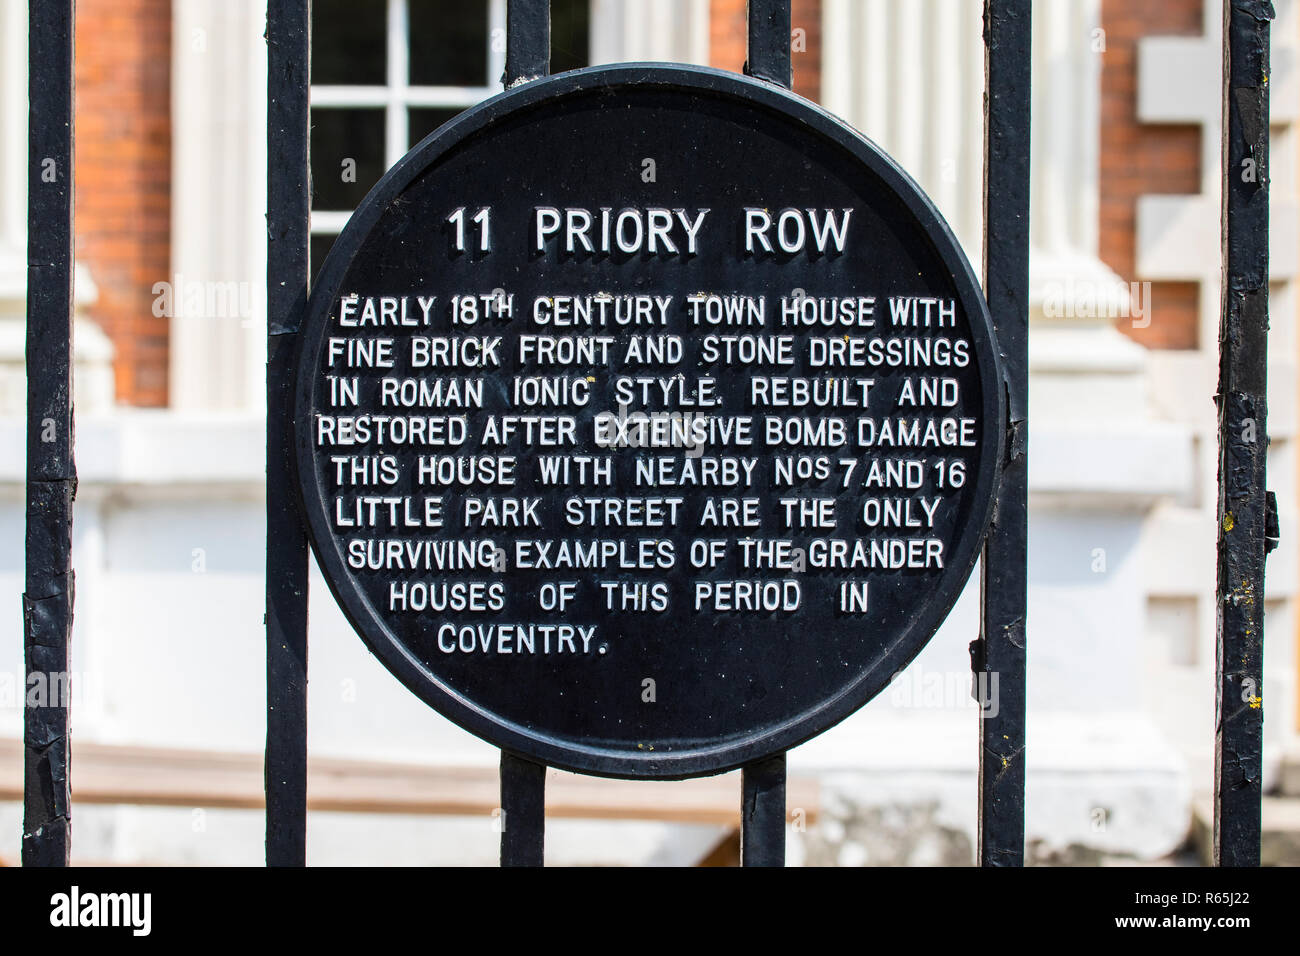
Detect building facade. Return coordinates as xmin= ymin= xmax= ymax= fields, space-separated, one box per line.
xmin=0 ymin=0 xmax=1295 ymax=864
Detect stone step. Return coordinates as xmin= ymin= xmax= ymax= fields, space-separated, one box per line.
xmin=1191 ymin=793 xmax=1300 ymax=865
xmin=1281 ymin=747 xmax=1300 ymax=797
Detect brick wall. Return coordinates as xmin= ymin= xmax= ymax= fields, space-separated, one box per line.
xmin=74 ymin=0 xmax=172 ymax=406
xmin=711 ymin=0 xmax=822 ymax=102
xmin=1100 ymin=0 xmax=1204 ymax=350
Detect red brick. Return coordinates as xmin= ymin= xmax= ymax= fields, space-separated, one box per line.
xmin=1100 ymin=0 xmax=1204 ymax=350
xmin=74 ymin=0 xmax=172 ymax=406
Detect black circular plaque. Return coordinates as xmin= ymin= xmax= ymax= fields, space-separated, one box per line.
xmin=294 ymin=64 xmax=1004 ymax=778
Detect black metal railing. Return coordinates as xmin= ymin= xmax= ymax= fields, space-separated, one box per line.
xmin=18 ymin=0 xmax=1271 ymax=870
xmin=22 ymin=0 xmax=75 ymax=868
xmin=1216 ymin=0 xmax=1274 ymax=868
xmin=264 ymin=0 xmax=313 ymax=869
xmin=976 ymin=0 xmax=1031 ymax=867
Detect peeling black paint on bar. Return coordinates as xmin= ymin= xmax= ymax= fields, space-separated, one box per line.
xmin=1215 ymin=0 xmax=1274 ymax=869
xmin=505 ymin=0 xmax=550 ymax=87
xmin=500 ymin=752 xmax=546 ymax=867
xmin=265 ymin=0 xmax=312 ymax=867
xmin=746 ymin=0 xmax=792 ymax=90
xmin=976 ymin=0 xmax=1030 ymax=867
xmin=741 ymin=753 xmax=786 ymax=867
xmin=24 ymin=0 xmax=76 ymax=869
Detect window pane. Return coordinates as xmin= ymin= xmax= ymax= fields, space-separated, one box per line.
xmin=313 ymin=0 xmax=387 ymax=85
xmin=551 ymin=0 xmax=590 ymax=74
xmin=311 ymin=234 xmax=338 ymax=284
xmin=409 ymin=107 xmax=462 ymax=146
xmin=311 ymin=108 xmax=386 ymax=211
xmin=409 ymin=0 xmax=490 ymax=86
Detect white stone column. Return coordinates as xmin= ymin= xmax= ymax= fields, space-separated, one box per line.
xmin=168 ymin=0 xmax=268 ymax=413
xmin=590 ymin=0 xmax=710 ymax=66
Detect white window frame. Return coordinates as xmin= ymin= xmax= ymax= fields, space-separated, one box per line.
xmin=167 ymin=0 xmax=710 ymax=413
xmin=309 ymin=0 xmax=507 ymax=237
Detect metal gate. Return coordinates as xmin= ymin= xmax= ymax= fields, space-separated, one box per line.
xmin=20 ymin=0 xmax=1272 ymax=867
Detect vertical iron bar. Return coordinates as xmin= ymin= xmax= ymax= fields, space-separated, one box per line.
xmin=746 ymin=0 xmax=792 ymax=89
xmin=499 ymin=0 xmax=550 ymax=867
xmin=265 ymin=0 xmax=312 ymax=867
xmin=505 ymin=0 xmax=550 ymax=86
xmin=740 ymin=753 xmax=786 ymax=867
xmin=976 ymin=0 xmax=1030 ymax=867
xmin=500 ymin=752 xmax=546 ymax=866
xmin=745 ymin=0 xmax=791 ymax=869
xmin=1215 ymin=0 xmax=1273 ymax=868
xmin=23 ymin=0 xmax=75 ymax=868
